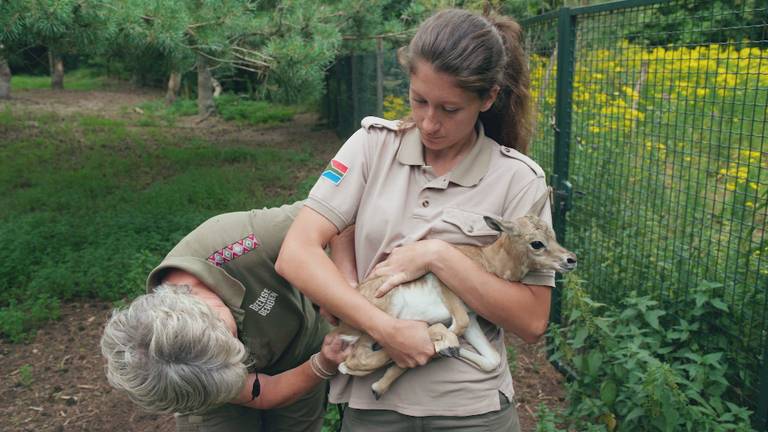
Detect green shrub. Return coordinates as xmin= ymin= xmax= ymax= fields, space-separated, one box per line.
xmin=322 ymin=404 xmax=342 ymax=432
xmin=215 ymin=94 xmax=296 ymax=125
xmin=545 ymin=275 xmax=754 ymax=431
xmin=0 ymin=296 xmax=60 ymax=343
xmin=18 ymin=364 xmax=33 ymax=387
xmin=135 ymin=99 xmax=198 ymax=126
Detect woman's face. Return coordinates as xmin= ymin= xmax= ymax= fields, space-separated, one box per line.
xmin=409 ymin=60 xmax=496 ymax=154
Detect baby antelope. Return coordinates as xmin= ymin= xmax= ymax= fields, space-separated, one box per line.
xmin=334 ymin=189 xmax=578 ymax=399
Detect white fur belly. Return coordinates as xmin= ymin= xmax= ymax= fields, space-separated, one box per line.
xmin=388 ymin=273 xmax=451 ymax=324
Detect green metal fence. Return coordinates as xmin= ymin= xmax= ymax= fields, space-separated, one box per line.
xmin=521 ymin=0 xmax=768 ymax=428
xmin=323 ymin=44 xmax=408 ymax=138
xmin=324 ymin=0 xmax=767 ymax=426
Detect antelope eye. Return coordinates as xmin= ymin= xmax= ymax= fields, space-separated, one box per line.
xmin=530 ymin=241 xmax=545 ymax=250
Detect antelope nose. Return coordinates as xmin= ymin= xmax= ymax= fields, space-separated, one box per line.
xmin=562 ymin=256 xmax=577 ymax=270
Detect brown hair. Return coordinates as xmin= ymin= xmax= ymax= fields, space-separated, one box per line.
xmin=398 ymin=9 xmax=533 ymax=154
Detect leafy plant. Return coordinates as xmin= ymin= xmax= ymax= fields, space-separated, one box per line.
xmin=18 ymin=364 xmax=33 ymax=387
xmin=322 ymin=403 xmax=342 ymax=432
xmin=546 ymin=275 xmax=754 ymax=431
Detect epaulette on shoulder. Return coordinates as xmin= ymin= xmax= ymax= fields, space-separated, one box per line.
xmin=361 ymin=116 xmax=401 ymax=131
xmin=499 ymin=146 xmax=545 ymax=177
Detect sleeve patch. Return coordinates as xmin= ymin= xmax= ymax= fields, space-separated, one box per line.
xmin=207 ymin=234 xmax=260 ymax=267
xmin=321 ymin=159 xmax=349 ymax=185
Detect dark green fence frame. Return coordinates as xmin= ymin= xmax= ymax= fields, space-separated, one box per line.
xmin=522 ymin=0 xmax=767 ymax=428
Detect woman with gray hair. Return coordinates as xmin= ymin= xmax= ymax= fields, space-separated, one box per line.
xmin=101 ymin=201 xmax=354 ymax=431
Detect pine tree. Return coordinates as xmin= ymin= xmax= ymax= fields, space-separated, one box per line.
xmin=0 ymin=0 xmax=26 ymax=98
xmin=7 ymin=0 xmax=107 ymax=90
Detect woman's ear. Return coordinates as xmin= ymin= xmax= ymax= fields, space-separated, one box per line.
xmin=481 ymin=85 xmax=501 ymax=112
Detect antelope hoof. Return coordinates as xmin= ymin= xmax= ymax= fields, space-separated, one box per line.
xmin=438 ymin=346 xmax=460 ymax=358
xmin=371 ymin=381 xmax=389 ymax=399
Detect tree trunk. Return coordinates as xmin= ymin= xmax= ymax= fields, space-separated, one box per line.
xmin=196 ymin=54 xmax=215 ymax=116
xmin=165 ymin=71 xmax=181 ymax=105
xmin=211 ymin=77 xmax=222 ymax=98
xmin=0 ymin=55 xmax=11 ymax=100
xmin=49 ymin=50 xmax=64 ymax=90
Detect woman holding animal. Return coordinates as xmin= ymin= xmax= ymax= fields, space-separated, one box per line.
xmin=277 ymin=8 xmax=557 ymax=431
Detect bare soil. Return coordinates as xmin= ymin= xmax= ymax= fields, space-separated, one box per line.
xmin=0 ymin=89 xmax=566 ymax=431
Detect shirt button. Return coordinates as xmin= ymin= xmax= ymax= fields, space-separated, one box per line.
xmin=502 ymin=147 xmax=511 ymax=153
xmin=467 ymin=226 xmax=474 ymax=233
xmin=422 ymin=200 xmax=430 ymax=208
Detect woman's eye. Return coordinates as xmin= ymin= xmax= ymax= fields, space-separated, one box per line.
xmin=413 ymin=99 xmax=426 ymax=105
xmin=443 ymin=107 xmax=459 ymax=113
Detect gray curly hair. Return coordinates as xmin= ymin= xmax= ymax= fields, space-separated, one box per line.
xmin=100 ymin=284 xmax=248 ymax=414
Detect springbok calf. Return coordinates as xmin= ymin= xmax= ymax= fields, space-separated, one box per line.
xmin=334 ymin=189 xmax=577 ymax=399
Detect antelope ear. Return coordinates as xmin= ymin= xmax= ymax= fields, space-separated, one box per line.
xmin=483 ymin=216 xmax=504 ymax=232
xmin=527 ymin=187 xmax=552 ymax=217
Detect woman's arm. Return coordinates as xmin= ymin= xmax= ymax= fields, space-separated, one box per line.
xmin=371 ymin=239 xmax=551 ymax=343
xmin=234 ymin=334 xmax=348 ymax=409
xmin=321 ymin=224 xmax=358 ymax=325
xmin=275 ymin=207 xmax=435 ymax=368
xmin=329 ymin=224 xmax=358 ymax=288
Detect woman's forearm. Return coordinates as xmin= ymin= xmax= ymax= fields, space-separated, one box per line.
xmin=275 ymin=208 xmax=393 ymax=339
xmin=234 ymin=356 xmax=333 ymax=410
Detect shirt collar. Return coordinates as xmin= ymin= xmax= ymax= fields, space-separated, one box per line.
xmin=396 ymin=122 xmax=494 ymax=187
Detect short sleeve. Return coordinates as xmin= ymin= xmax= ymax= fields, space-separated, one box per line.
xmin=306 ymin=128 xmax=370 ymax=232
xmin=504 ymin=176 xmax=557 ymax=287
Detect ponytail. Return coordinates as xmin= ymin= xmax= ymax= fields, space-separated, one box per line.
xmin=480 ymin=16 xmax=533 ymax=154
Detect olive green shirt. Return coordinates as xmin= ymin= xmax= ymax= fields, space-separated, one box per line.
xmin=147 ymin=202 xmax=328 ymax=375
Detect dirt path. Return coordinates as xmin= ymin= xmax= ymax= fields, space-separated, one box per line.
xmin=0 ymin=301 xmax=565 ymax=432
xmin=0 ymin=89 xmax=566 ymax=431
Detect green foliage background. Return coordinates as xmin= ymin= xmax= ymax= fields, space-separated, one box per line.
xmin=0 ymin=103 xmax=323 ymax=342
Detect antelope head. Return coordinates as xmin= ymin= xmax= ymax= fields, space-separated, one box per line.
xmin=483 ymin=189 xmax=577 ymax=277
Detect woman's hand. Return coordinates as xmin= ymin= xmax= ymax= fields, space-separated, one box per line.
xmin=374 ymin=317 xmax=435 ymax=368
xmin=370 ymin=239 xmax=446 ymax=298
xmin=317 ymin=333 xmax=352 ymax=372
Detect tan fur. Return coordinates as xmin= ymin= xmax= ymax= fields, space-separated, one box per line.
xmin=334 ymin=191 xmax=577 ymax=398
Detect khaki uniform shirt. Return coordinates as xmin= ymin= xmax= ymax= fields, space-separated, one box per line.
xmin=306 ymin=117 xmax=555 ymax=417
xmin=146 ymin=202 xmax=328 ymax=376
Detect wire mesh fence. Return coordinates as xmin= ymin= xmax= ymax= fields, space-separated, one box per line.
xmin=523 ymin=0 xmax=767 ymax=427
xmin=324 ymin=0 xmax=767 ymax=426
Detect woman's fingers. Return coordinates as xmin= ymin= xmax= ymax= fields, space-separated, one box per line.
xmin=374 ymin=273 xmax=409 ymax=298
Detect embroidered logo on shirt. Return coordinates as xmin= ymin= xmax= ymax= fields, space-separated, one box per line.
xmin=249 ymin=288 xmax=278 ymax=316
xmin=207 ymin=234 xmax=260 ymax=267
xmin=321 ymin=159 xmax=349 ymax=185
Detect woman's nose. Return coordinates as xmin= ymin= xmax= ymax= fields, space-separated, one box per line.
xmin=422 ymin=111 xmax=440 ymax=134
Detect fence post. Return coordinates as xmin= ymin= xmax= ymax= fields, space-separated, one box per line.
xmin=549 ymin=6 xmax=576 ymax=326
xmin=756 ymin=340 xmax=768 ymax=430
xmin=376 ymin=36 xmax=384 ymax=118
